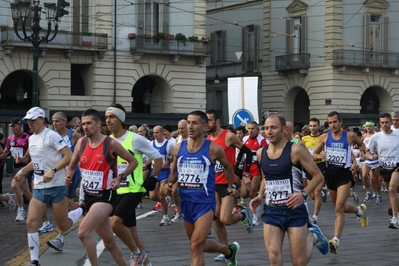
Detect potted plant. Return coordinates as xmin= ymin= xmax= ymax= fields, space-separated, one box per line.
xmin=153 ymin=32 xmax=166 ymax=42
xmin=201 ymin=37 xmax=209 ymax=43
xmin=175 ymin=33 xmax=187 ymax=45
xmin=166 ymin=34 xmax=174 ymax=40
xmin=188 ymin=35 xmax=199 ymax=43
xmin=141 ymin=34 xmax=151 ymax=39
xmin=128 ymin=33 xmax=136 ymax=39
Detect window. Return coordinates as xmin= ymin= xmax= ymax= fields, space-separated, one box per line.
xmin=145 ymin=1 xmax=160 ymax=36
xmin=286 ymin=15 xmax=307 ymax=54
xmin=364 ymin=13 xmax=388 ymax=65
xmin=211 ymin=30 xmax=226 ymax=65
xmin=242 ymin=25 xmax=259 ymax=73
xmin=72 ymin=0 xmax=89 ymax=46
xmin=71 ymin=64 xmax=92 ymax=96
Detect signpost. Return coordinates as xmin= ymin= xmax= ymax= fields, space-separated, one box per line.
xmin=232 ymin=109 xmax=253 ymax=127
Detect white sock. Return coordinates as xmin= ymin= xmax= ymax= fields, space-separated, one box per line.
xmin=357 ymin=207 xmax=363 ymax=216
xmin=132 ymin=248 xmax=141 ymax=255
xmin=312 ymin=215 xmax=318 ymax=221
xmin=68 ymin=207 xmax=83 ymax=224
xmin=163 ymin=214 xmax=169 ymax=219
xmin=18 ymin=207 xmax=24 ymax=211
xmin=333 ymin=236 xmax=340 ymax=244
xmin=28 ymin=232 xmax=40 ymax=261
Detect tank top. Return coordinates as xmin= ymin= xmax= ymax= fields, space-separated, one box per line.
xmin=177 ymin=140 xmax=215 ymax=203
xmin=261 ymin=142 xmax=303 ymax=207
xmin=325 ymin=131 xmax=352 ymax=169
xmin=302 ymin=134 xmax=324 ymax=163
xmin=207 ymin=130 xmax=236 ymax=184
xmin=79 ymin=137 xmax=117 ymax=196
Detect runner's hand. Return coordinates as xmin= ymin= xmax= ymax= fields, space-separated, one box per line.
xmin=286 ymin=192 xmax=304 ymax=209
xmin=41 ymin=169 xmax=55 ymax=183
xmin=65 ymin=175 xmax=72 ymax=186
xmin=14 ymin=169 xmax=25 ymax=181
xmin=243 ymin=176 xmax=253 ymax=191
xmin=110 ymin=178 xmax=120 ymax=190
xmin=249 ymin=196 xmax=262 ymax=213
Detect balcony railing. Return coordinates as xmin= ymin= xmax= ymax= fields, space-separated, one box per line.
xmin=130 ymin=37 xmax=211 ymax=57
xmin=332 ymin=49 xmax=399 ymax=69
xmin=0 ymin=27 xmax=107 ymax=51
xmin=275 ymin=53 xmax=310 ymax=71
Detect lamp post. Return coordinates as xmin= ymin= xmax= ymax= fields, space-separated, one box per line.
xmin=10 ymin=1 xmax=59 ymax=107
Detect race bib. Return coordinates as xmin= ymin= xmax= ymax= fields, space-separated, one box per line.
xmin=214 ymin=160 xmax=224 ymax=174
xmin=379 ymin=156 xmax=397 ymax=170
xmin=178 ymin=163 xmax=206 ymax=190
xmin=31 ymin=154 xmax=44 ymax=176
xmin=326 ymin=147 xmax=347 ymax=168
xmin=265 ymin=178 xmax=292 ymax=206
xmin=117 ymin=164 xmax=129 ymax=187
xmin=10 ymin=147 xmax=23 ymax=158
xmin=308 ymin=148 xmax=314 ymax=156
xmin=81 ymin=169 xmax=104 ymax=196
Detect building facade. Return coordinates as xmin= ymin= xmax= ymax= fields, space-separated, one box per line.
xmin=263 ymin=0 xmax=399 ymax=126
xmin=0 ymin=0 xmax=209 ymax=135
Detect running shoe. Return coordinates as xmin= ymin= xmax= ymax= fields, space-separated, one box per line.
xmin=129 ymin=249 xmax=147 ymax=266
xmin=153 ymin=202 xmax=161 ymax=211
xmin=353 ymin=191 xmax=359 ymax=205
xmin=226 ymin=242 xmax=240 ymax=266
xmin=159 ymin=216 xmax=171 ymax=226
xmin=15 ymin=209 xmax=26 ymax=221
xmin=240 ymin=208 xmax=253 ymax=233
xmin=389 ymin=217 xmax=399 ymax=229
xmin=328 ymin=239 xmax=339 ymax=254
xmin=308 ymin=224 xmax=329 ymax=255
xmin=375 ymin=195 xmax=382 ymax=205
xmin=29 ymin=260 xmax=40 ymax=266
xmin=358 ymin=204 xmax=369 ymax=227
xmin=321 ymin=188 xmax=327 ymax=203
xmin=252 ymin=205 xmax=261 ymax=226
xmin=4 ymin=193 xmax=16 ymax=211
xmin=47 ymin=236 xmax=64 ymax=252
xmin=370 ymin=193 xmax=377 ymax=200
xmin=312 ymin=218 xmax=317 ymax=225
xmin=237 ymin=200 xmax=246 ymax=209
xmin=38 ymin=222 xmax=53 ymax=233
xmin=214 ymin=253 xmax=225 ymax=262
xmin=136 ymin=203 xmax=143 ymax=209
xmin=363 ymin=192 xmax=371 ymax=203
xmin=171 ymin=212 xmax=182 ymax=222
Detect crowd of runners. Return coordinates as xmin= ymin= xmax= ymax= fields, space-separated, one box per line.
xmin=1 ymin=106 xmax=399 ymax=266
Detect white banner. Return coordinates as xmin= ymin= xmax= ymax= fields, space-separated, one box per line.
xmin=228 ymin=77 xmax=259 ymax=125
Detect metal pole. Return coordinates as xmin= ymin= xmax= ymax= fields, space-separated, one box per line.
xmin=31 ymin=5 xmax=42 ymax=107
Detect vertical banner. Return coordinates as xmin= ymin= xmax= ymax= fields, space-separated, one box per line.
xmin=228 ymin=77 xmax=259 ymax=125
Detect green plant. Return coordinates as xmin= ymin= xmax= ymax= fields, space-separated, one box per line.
xmin=152 ymin=32 xmax=166 ymax=42
xmin=175 ymin=33 xmax=187 ymax=44
xmin=188 ymin=35 xmax=199 ymax=42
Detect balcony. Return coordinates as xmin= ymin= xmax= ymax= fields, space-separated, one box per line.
xmin=1 ymin=27 xmax=108 ymax=59
xmin=130 ymin=36 xmax=211 ymax=64
xmin=332 ymin=49 xmax=399 ymax=73
xmin=275 ymin=53 xmax=310 ymax=75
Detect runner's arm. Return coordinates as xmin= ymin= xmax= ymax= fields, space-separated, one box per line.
xmin=312 ymin=133 xmax=327 ymax=161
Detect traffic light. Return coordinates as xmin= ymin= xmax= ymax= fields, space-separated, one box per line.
xmin=56 ymin=0 xmax=70 ymax=19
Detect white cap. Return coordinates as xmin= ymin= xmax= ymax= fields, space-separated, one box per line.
xmin=23 ymin=107 xmax=45 ymax=120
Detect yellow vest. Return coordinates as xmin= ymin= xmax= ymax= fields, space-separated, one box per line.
xmin=111 ymin=131 xmax=145 ymax=194
xmin=302 ymin=134 xmax=324 ymax=163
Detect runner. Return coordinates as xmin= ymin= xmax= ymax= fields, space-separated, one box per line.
xmin=105 ymin=104 xmax=162 ymax=266
xmin=163 ymin=110 xmax=240 ymax=266
xmin=249 ymin=115 xmax=329 ymax=265
xmin=366 ymin=113 xmax=399 ymax=228
xmin=65 ymin=108 xmax=138 ymax=266
xmin=312 ymin=111 xmax=369 ymax=254
xmin=391 ymin=110 xmax=399 ymax=131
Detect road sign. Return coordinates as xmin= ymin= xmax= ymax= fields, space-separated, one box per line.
xmin=233 ymin=109 xmax=253 ymax=127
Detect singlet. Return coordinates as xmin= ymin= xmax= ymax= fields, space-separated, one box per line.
xmin=207 ymin=130 xmax=236 ymax=184
xmin=79 ymin=137 xmax=117 ymax=196
xmin=302 ymin=134 xmax=324 ymax=163
xmin=368 ymin=130 xmax=399 ymax=170
xmin=325 ymin=131 xmax=352 ymax=169
xmin=242 ymin=134 xmax=266 ymax=173
xmin=5 ymin=132 xmax=30 ymax=168
xmin=111 ymin=131 xmax=145 ymax=194
xmin=177 ymin=140 xmax=215 ymax=203
xmin=363 ymin=134 xmax=378 ymax=163
xmin=260 ymin=142 xmax=303 ymax=207
xmin=63 ymin=128 xmax=76 ymax=152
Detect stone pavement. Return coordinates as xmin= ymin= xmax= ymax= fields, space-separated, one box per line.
xmin=3 ymin=174 xmax=399 ymax=265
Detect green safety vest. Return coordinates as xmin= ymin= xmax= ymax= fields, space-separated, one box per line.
xmin=111 ymin=131 xmax=145 ymax=194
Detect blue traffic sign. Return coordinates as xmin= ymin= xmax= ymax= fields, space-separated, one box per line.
xmin=233 ymin=109 xmax=253 ymax=127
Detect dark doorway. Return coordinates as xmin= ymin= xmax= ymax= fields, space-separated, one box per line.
xmin=360 ymin=88 xmax=379 ymax=114
xmin=132 ymin=76 xmax=156 ymax=113
xmin=0 ymin=71 xmax=33 ymax=109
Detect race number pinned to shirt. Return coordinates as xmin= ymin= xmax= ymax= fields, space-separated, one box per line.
xmin=178 ymin=163 xmax=206 ymax=190
xmin=81 ymin=169 xmax=104 ymax=196
xmin=214 ymin=160 xmax=224 ymax=174
xmin=117 ymin=164 xmax=129 ymax=187
xmin=10 ymin=147 xmax=23 ymax=158
xmin=265 ymin=179 xmax=292 ymax=206
xmin=379 ymin=156 xmax=397 ymax=170
xmin=31 ymin=154 xmax=44 ymax=176
xmin=326 ymin=147 xmax=347 ymax=168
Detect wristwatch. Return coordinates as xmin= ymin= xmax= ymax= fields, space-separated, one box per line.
xmin=119 ymin=174 xmax=128 ymax=181
xmin=228 ymin=184 xmax=237 ymax=189
xmin=243 ymin=173 xmax=249 ymax=178
xmin=51 ymin=167 xmax=57 ymax=173
xmin=301 ymin=190 xmax=308 ymax=200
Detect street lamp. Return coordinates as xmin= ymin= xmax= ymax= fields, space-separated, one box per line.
xmin=10 ymin=1 xmax=59 ymax=107
xmin=15 ymin=86 xmax=25 ymax=103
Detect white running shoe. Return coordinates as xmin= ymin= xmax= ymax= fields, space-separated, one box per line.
xmin=4 ymin=193 xmax=16 ymax=211
xmin=15 ymin=209 xmax=26 ymax=221
xmin=171 ymin=212 xmax=182 ymax=222
xmin=47 ymin=236 xmax=64 ymax=251
xmin=129 ymin=249 xmax=147 ymax=266
xmin=159 ymin=216 xmax=171 ymax=226
xmin=389 ymin=217 xmax=399 ymax=229
xmin=38 ymin=222 xmax=54 ymax=233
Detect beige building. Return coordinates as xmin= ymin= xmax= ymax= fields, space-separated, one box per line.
xmin=263 ymin=0 xmax=399 ymax=126
xmin=0 ymin=0 xmax=209 ymax=131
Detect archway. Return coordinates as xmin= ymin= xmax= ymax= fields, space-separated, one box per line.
xmin=0 ymin=70 xmax=33 ymax=109
xmin=360 ymin=86 xmax=391 ymax=114
xmin=284 ymin=86 xmax=310 ymax=126
xmin=131 ymin=75 xmax=173 ymax=113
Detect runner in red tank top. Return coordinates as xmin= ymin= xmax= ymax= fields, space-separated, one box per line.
xmin=206 ymin=110 xmax=255 ymax=261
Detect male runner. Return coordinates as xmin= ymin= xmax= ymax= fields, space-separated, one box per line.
xmin=367 ymin=113 xmax=399 ymax=228
xmin=313 ymin=111 xmax=369 ymax=254
xmin=249 ymin=115 xmax=329 ymax=265
xmin=206 ymin=109 xmax=254 ymax=262
xmin=302 ymin=118 xmax=327 ymax=224
xmin=66 ymin=108 xmax=138 ymax=266
xmin=391 ymin=110 xmax=399 ymax=131
xmin=164 ymin=110 xmax=240 ymax=266
xmin=105 ymin=103 xmax=162 ymax=266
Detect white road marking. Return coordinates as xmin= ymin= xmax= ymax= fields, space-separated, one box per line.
xmin=83 ymin=210 xmax=157 ymax=266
